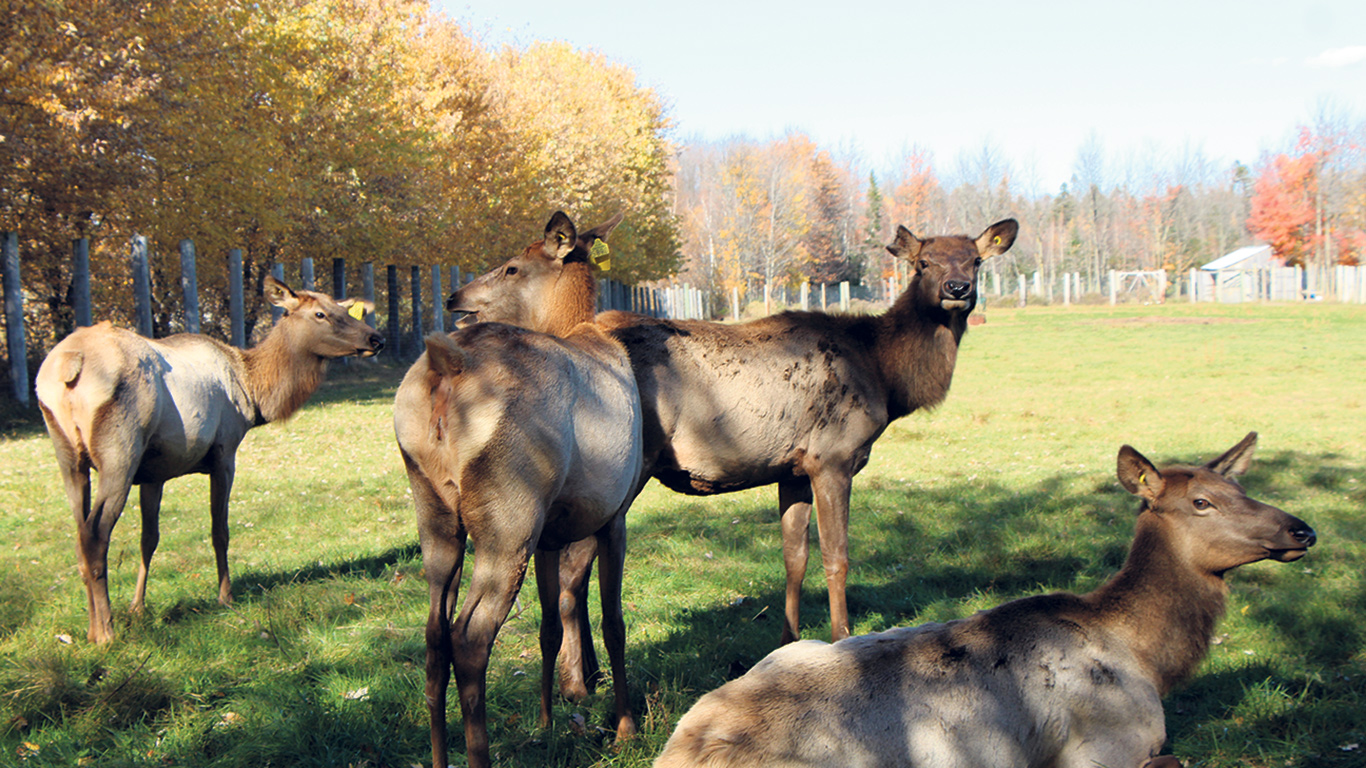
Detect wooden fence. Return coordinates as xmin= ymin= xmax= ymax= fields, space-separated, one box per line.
xmin=0 ymin=234 xmax=697 ymax=406
xmin=982 ymin=265 xmax=1366 ymax=307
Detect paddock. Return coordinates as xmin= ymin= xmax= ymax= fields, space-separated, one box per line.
xmin=0 ymin=301 xmax=1362 ymax=767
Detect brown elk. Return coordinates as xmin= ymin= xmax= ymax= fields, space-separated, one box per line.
xmin=34 ymin=276 xmax=384 ymax=644
xmin=651 ymin=433 xmax=1315 ymax=768
xmin=395 ymin=212 xmax=643 ymax=768
xmin=451 ymin=218 xmax=1017 ymax=697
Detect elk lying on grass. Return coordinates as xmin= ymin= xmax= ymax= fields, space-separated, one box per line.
xmin=653 ymin=433 xmax=1316 ymax=768
xmin=469 ymin=218 xmax=1015 ymax=697
xmin=35 ymin=277 xmax=384 ymax=644
xmin=395 ymin=212 xmax=643 ymax=768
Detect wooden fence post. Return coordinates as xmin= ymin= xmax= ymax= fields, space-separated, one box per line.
xmin=270 ymin=263 xmax=285 ymax=323
xmin=301 ymin=257 xmax=315 ymax=291
xmin=410 ymin=266 xmax=422 ymax=355
xmin=839 ymin=281 xmax=850 ymax=313
xmin=362 ymin=262 xmax=376 ymax=328
xmin=228 ymin=248 xmax=245 ymax=347
xmin=131 ymin=236 xmax=154 ymax=337
xmin=333 ymin=258 xmax=346 ymax=299
xmin=386 ymin=265 xmax=401 ymax=356
xmin=431 ymin=265 xmax=444 ymax=333
xmin=180 ymin=239 xmax=200 ymax=334
xmin=2 ymin=232 xmax=28 ymax=405
xmin=72 ymin=237 xmax=92 ymax=328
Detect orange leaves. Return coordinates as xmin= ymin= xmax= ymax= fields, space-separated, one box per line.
xmin=1249 ymin=150 xmax=1320 ymax=267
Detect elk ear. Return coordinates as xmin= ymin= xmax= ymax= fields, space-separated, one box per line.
xmin=1206 ymin=431 xmax=1257 ymax=477
xmin=580 ymin=211 xmax=625 ymax=245
xmin=264 ymin=275 xmax=301 ymax=313
xmin=976 ymin=219 xmax=1019 ymax=259
xmin=1117 ymin=445 xmax=1165 ymax=502
xmin=886 ymin=225 xmax=924 ymax=260
xmin=340 ymin=298 xmax=375 ymax=320
xmin=543 ymin=211 xmax=578 ymax=260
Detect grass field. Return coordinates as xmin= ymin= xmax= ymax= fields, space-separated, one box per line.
xmin=1 ymin=301 xmax=1363 ymax=767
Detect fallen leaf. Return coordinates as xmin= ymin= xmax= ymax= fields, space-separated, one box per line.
xmin=55 ymin=634 xmax=73 ymax=645
xmin=343 ymin=687 xmax=370 ymax=701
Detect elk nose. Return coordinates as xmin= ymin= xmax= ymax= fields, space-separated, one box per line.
xmin=944 ymin=280 xmax=972 ymax=299
xmin=369 ymin=332 xmax=385 ymax=352
xmin=1290 ymin=525 xmax=1317 ymax=548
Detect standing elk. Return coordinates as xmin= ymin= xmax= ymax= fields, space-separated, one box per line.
xmin=653 ymin=432 xmax=1316 ymax=768
xmin=394 ymin=212 xmax=643 ymax=768
xmin=450 ymin=217 xmax=1017 ymax=697
xmin=34 ymin=276 xmax=384 ymax=644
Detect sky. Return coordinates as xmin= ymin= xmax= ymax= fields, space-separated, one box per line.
xmin=433 ymin=0 xmax=1366 ymax=194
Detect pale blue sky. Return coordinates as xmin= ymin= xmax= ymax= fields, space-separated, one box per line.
xmin=434 ymin=0 xmax=1366 ymax=194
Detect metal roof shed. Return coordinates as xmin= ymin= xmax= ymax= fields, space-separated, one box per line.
xmin=1200 ymin=245 xmax=1276 ymax=271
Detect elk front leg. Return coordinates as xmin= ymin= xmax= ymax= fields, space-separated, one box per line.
xmin=131 ymin=481 xmax=164 ymax=614
xmin=209 ymin=458 xmax=236 ymax=605
xmin=778 ymin=478 xmax=813 ymax=645
xmin=556 ymin=536 xmax=600 ymax=700
xmin=810 ymin=469 xmax=853 ymax=641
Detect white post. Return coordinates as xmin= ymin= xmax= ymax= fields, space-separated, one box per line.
xmin=1063 ymin=272 xmax=1071 ymax=306
xmin=800 ymin=281 xmax=809 ymax=311
xmin=839 ymin=281 xmax=850 ymax=312
xmin=1109 ymin=270 xmax=1118 ymax=305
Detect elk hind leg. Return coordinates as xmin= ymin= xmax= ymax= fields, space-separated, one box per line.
xmin=596 ymin=514 xmax=636 ymax=739
xmin=778 ymin=478 xmax=813 ymax=645
xmin=534 ymin=548 xmax=563 ymax=728
xmin=81 ymin=460 xmax=136 ymax=643
xmin=424 ymin=533 xmax=466 ymax=768
xmin=452 ymin=542 xmax=534 ymax=768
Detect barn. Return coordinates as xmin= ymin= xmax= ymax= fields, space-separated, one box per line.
xmin=1193 ymin=245 xmax=1298 ymax=302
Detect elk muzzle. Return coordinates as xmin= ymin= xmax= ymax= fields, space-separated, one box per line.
xmin=940 ymin=280 xmax=974 ymax=310
xmin=1268 ymin=520 xmax=1317 ymax=562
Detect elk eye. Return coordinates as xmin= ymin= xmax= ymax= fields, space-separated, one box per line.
xmin=1192 ymin=498 xmax=1211 ymax=511
xmin=506 ymin=266 xmax=518 ymax=276
xmin=918 ymin=260 xmax=929 ymax=270
xmin=314 ymin=310 xmax=326 ymax=320
xmin=974 ymin=257 xmax=983 ymax=267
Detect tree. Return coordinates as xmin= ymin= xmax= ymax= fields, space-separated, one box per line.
xmin=1248 ymin=149 xmax=1319 ymax=267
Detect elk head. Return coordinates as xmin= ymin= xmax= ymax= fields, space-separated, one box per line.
xmin=448 ymin=211 xmax=624 ymax=335
xmin=264 ymin=275 xmax=385 ymax=358
xmin=1117 ymin=432 xmax=1316 ymax=575
xmin=888 ymin=219 xmax=1017 ymax=314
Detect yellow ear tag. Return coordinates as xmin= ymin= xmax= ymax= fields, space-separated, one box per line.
xmin=348 ymin=302 xmax=366 ymax=321
xmin=590 ymin=238 xmax=611 ymax=272
xmin=1138 ymin=471 xmax=1147 ymax=486
xmin=993 ymin=235 xmax=1002 ymax=245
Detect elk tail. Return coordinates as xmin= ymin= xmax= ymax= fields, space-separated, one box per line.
xmin=424 ymin=332 xmax=466 ymax=377
xmin=57 ymin=350 xmax=85 ymax=385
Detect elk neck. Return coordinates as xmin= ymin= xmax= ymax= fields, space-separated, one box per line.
xmin=240 ymin=321 xmax=329 ymax=424
xmin=539 ymin=261 xmax=600 ymax=337
xmin=874 ymin=283 xmax=968 ymax=420
xmin=1083 ymin=512 xmax=1229 ymax=695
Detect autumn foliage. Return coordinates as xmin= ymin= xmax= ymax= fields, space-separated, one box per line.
xmin=1 ymin=0 xmax=677 ymax=346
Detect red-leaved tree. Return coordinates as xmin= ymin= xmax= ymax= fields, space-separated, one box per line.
xmin=1248 ymin=144 xmax=1319 ymax=267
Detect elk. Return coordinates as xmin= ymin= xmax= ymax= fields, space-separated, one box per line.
xmin=34 ymin=276 xmax=384 ymax=644
xmin=395 ymin=212 xmax=643 ymax=768
xmin=452 ymin=218 xmax=1017 ymax=697
xmin=652 ymin=433 xmax=1316 ymax=768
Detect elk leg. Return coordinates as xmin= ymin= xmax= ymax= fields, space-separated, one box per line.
xmin=533 ymin=548 xmax=563 ymax=729
xmin=131 ymin=481 xmax=164 ymax=614
xmin=810 ymin=469 xmax=853 ymax=641
xmin=81 ymin=461 xmax=135 ymax=644
xmin=596 ymin=513 xmax=637 ymax=740
xmin=423 ymin=533 xmax=466 ymax=768
xmin=209 ymin=458 xmax=236 ymax=605
xmin=556 ymin=537 xmax=600 ymax=700
xmin=452 ymin=542 xmax=534 ymax=768
xmin=778 ymin=478 xmax=813 ymax=645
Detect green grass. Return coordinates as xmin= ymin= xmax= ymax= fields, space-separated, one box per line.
xmin=2 ymin=302 xmax=1364 ymax=767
